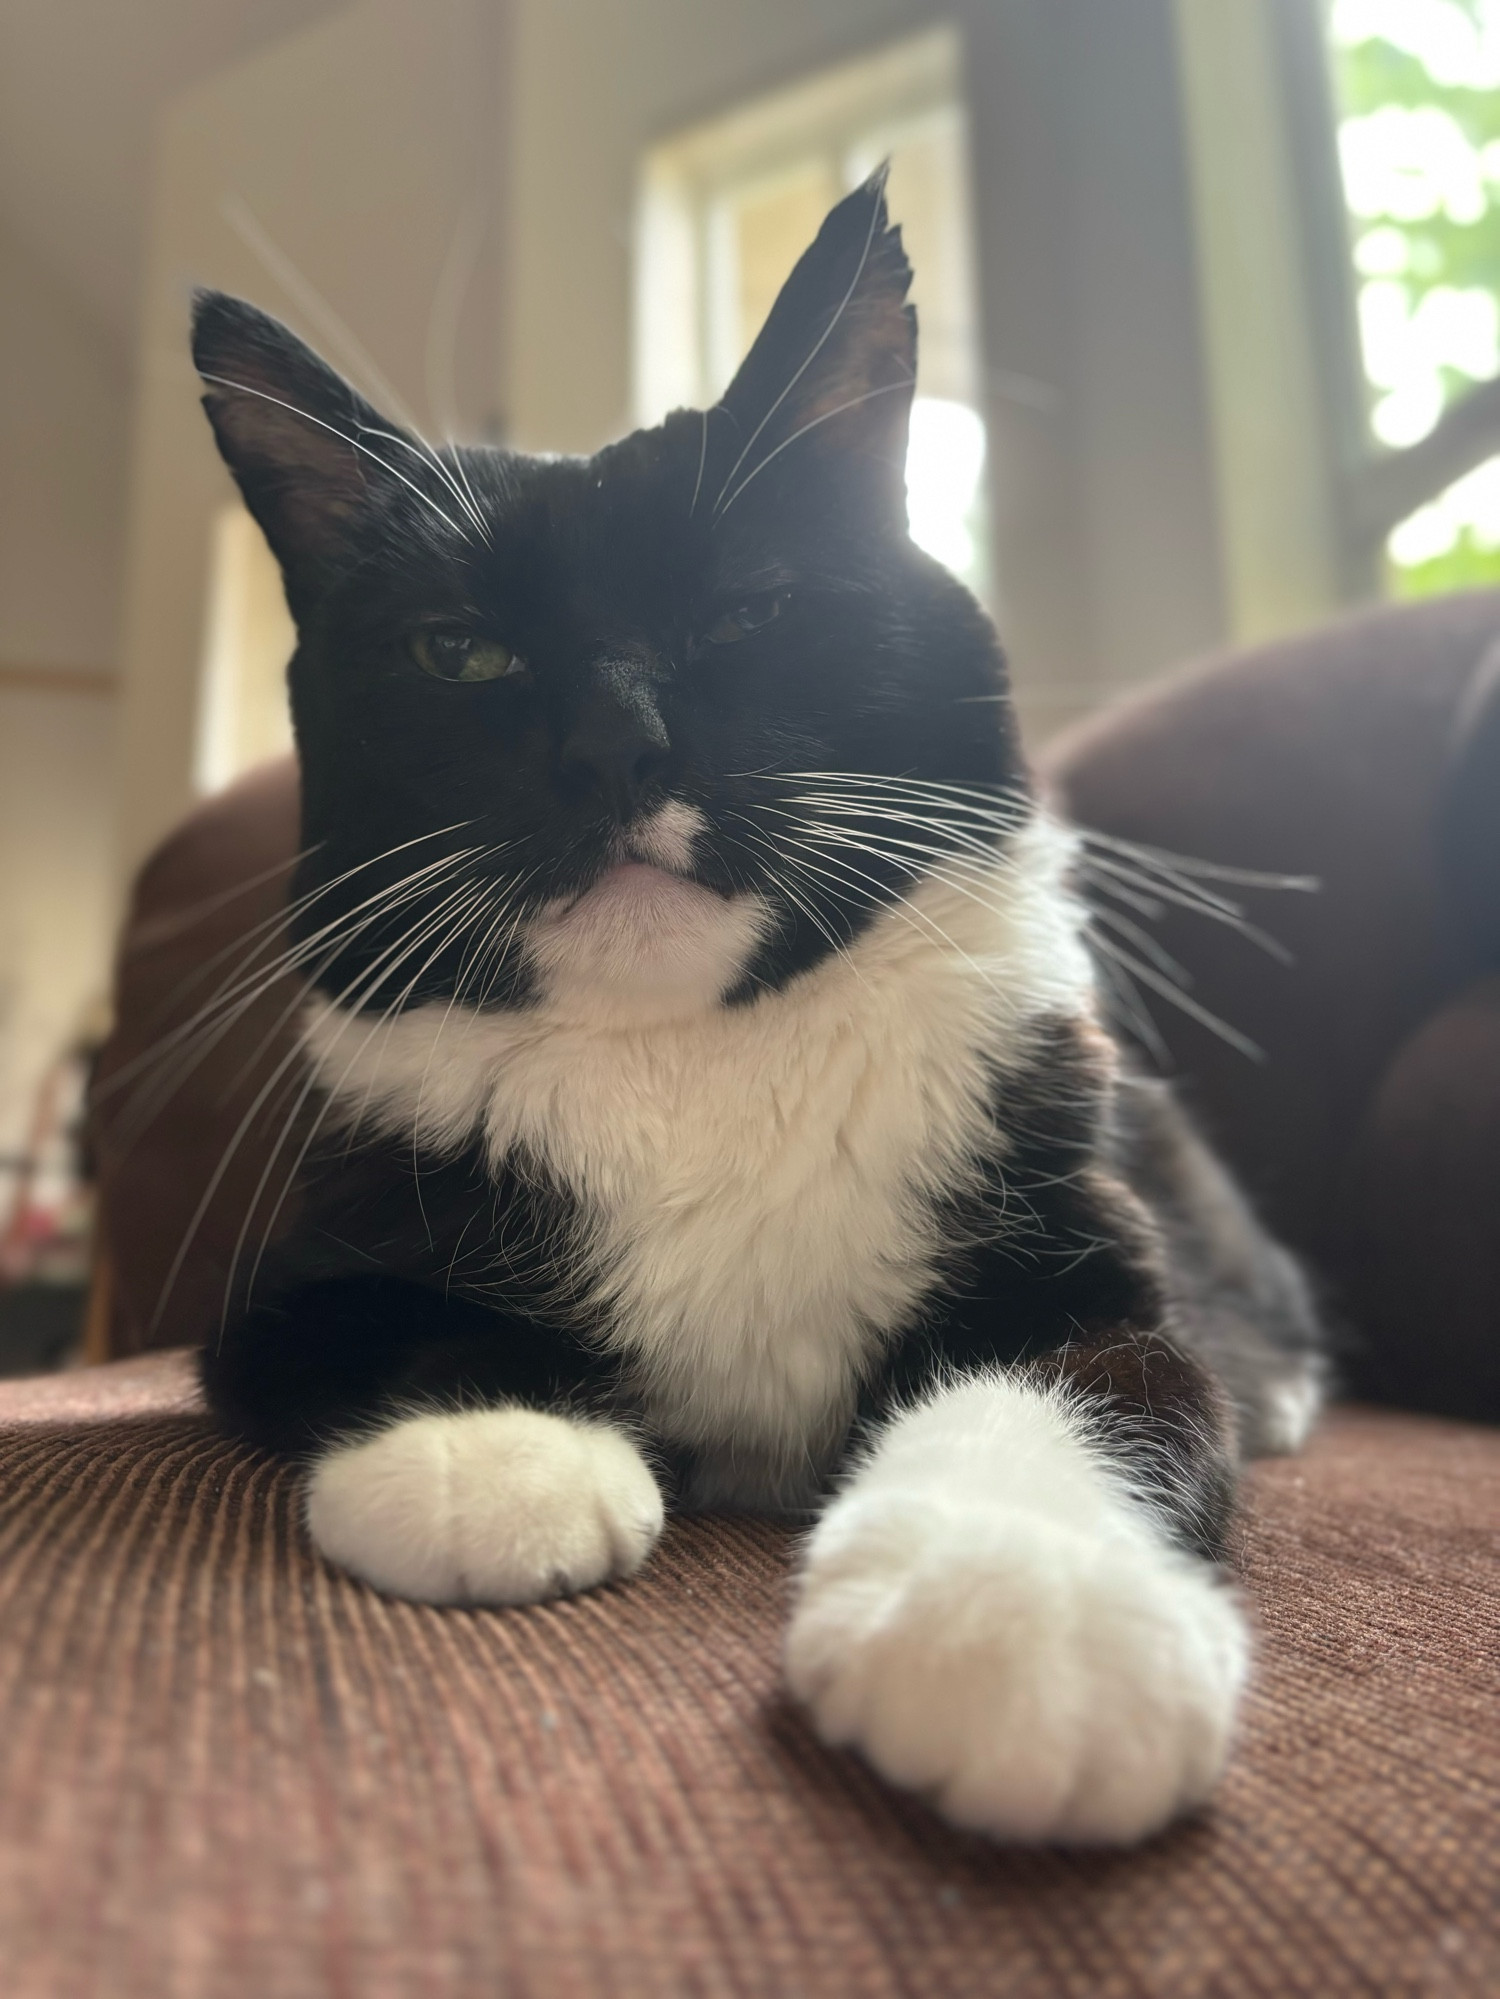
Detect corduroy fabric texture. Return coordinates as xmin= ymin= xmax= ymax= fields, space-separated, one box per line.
xmin=1 ymin=1357 xmax=1496 ymax=1998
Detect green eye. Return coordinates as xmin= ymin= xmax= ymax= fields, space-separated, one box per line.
xmin=411 ymin=632 xmax=525 ymax=682
xmin=705 ymin=592 xmax=786 ymax=646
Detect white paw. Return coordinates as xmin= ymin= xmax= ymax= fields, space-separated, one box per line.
xmin=785 ymin=1490 xmax=1248 ymax=1845
xmin=305 ymin=1407 xmax=664 ymax=1605
xmin=1254 ymin=1364 xmax=1324 ymax=1456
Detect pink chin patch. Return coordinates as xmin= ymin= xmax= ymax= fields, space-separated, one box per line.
xmin=581 ymin=861 xmax=713 ymax=908
xmin=528 ymin=857 xmax=769 ymax=1020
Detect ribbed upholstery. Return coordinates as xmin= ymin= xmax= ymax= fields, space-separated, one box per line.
xmin=2 ymin=1358 xmax=1496 ymax=1997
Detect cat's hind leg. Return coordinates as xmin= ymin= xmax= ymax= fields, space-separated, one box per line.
xmin=784 ymin=1334 xmax=1247 ymax=1845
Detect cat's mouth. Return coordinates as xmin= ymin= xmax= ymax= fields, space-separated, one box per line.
xmin=527 ymin=838 xmax=771 ymax=1020
xmin=560 ymin=798 xmax=729 ymax=908
xmin=613 ymin=799 xmax=710 ymax=875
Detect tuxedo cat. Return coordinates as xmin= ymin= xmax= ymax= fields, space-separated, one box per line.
xmin=192 ymin=172 xmax=1324 ymax=1846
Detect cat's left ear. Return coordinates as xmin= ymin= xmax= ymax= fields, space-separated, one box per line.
xmin=193 ymin=291 xmax=413 ymax=617
xmin=714 ymin=170 xmax=916 ymax=521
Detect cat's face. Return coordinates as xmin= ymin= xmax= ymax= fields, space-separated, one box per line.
xmin=195 ymin=175 xmax=1024 ymax=1019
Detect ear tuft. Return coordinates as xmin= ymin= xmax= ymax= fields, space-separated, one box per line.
xmin=192 ymin=291 xmax=399 ymax=612
xmin=714 ymin=171 xmax=916 ymax=518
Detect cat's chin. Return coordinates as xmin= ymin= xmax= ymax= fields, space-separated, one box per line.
xmin=527 ymin=866 xmax=771 ymax=1023
xmin=586 ymin=859 xmax=706 ymax=902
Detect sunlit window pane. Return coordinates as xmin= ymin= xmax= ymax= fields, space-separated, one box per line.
xmin=905 ymin=398 xmax=986 ymax=576
xmin=194 ymin=504 xmax=295 ymax=794
xmin=635 ymin=28 xmax=990 ymax=597
xmin=709 ymin=165 xmax=839 ymax=392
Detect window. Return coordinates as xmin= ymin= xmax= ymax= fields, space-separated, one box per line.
xmin=194 ymin=503 xmax=296 ymax=794
xmin=1322 ymin=0 xmax=1500 ymax=595
xmin=633 ymin=28 xmax=989 ymax=597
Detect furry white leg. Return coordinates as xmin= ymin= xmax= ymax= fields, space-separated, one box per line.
xmin=1254 ymin=1361 xmax=1325 ymax=1456
xmin=784 ymin=1373 xmax=1248 ymax=1845
xmin=305 ymin=1407 xmax=664 ymax=1605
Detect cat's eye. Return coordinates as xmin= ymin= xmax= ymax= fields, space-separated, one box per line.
xmin=704 ymin=593 xmax=787 ymax=646
xmin=410 ymin=631 xmax=526 ymax=683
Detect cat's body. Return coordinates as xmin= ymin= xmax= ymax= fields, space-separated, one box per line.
xmin=191 ymin=175 xmax=1324 ymax=1845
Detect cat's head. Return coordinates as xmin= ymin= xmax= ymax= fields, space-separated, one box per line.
xmin=194 ymin=172 xmax=1026 ymax=1022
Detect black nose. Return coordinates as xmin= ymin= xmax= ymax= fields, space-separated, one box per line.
xmin=559 ymin=670 xmax=670 ymax=822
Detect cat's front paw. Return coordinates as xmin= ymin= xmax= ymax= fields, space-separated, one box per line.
xmin=785 ymin=1491 xmax=1247 ymax=1845
xmin=305 ymin=1407 xmax=664 ymax=1605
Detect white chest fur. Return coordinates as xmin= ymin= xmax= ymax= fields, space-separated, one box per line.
xmin=301 ymin=818 xmax=1094 ymax=1501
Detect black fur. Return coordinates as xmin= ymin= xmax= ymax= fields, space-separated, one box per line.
xmin=191 ymin=174 xmax=1323 ymax=1551
xmin=193 ymin=182 xmax=1016 ymax=1015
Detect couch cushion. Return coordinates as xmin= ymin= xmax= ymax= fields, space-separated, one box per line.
xmin=1042 ymin=593 xmax=1500 ymax=1263
xmin=91 ymin=757 xmax=303 ymax=1357
xmin=1041 ymin=592 xmax=1500 ymax=1419
xmin=1335 ymin=974 xmax=1500 ymax=1422
xmin=1 ymin=1356 xmax=1495 ymax=1997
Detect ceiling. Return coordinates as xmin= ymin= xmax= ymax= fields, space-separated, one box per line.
xmin=0 ymin=0 xmax=340 ymax=347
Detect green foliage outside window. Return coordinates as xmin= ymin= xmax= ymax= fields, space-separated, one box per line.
xmin=1327 ymin=0 xmax=1500 ymax=596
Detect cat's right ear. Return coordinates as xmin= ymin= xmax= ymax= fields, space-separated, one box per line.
xmin=192 ymin=291 xmax=394 ymax=613
xmin=713 ymin=172 xmax=915 ymax=524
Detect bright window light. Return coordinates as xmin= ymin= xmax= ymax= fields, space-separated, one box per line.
xmin=1327 ymin=0 xmax=1500 ymax=595
xmin=1331 ymin=0 xmax=1500 ymax=90
xmin=905 ymin=399 xmax=986 ymax=575
xmin=1387 ymin=455 xmax=1500 ymax=565
xmin=634 ymin=27 xmax=990 ymax=599
xmin=195 ymin=503 xmax=295 ymax=794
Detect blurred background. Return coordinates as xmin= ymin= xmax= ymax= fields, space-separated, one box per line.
xmin=1 ymin=0 xmax=1497 ymax=1365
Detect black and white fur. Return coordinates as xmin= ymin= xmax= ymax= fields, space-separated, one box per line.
xmin=190 ymin=175 xmax=1324 ymax=1846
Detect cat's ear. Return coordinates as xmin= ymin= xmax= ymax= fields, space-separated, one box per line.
xmin=715 ymin=170 xmax=916 ymax=520
xmin=192 ymin=291 xmax=404 ymax=610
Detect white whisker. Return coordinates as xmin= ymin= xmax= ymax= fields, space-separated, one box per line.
xmin=425 ymin=195 xmax=488 ymax=445
xmin=713 ymin=176 xmax=887 ymax=512
xmin=230 ymin=876 xmax=498 ymax=1329
xmin=715 ymin=380 xmax=913 ymax=519
xmin=1089 ymin=938 xmax=1264 ymax=1061
xmin=1089 ymin=907 xmax=1194 ymax=988
xmin=106 ymin=843 xmax=485 ymax=1135
xmin=1093 ymin=954 xmax=1173 ymax=1067
xmin=222 ymin=194 xmax=417 ymax=426
xmin=1079 ymin=828 xmax=1318 ymax=893
xmin=143 ymin=853 xmax=500 ymax=1332
xmin=197 ymin=372 xmax=474 ymax=545
xmin=689 ymin=407 xmax=709 ymax=519
xmin=357 ymin=424 xmax=492 ymax=544
xmin=764 ymin=821 xmax=1012 ymax=1005
xmin=221 ymin=195 xmax=494 ymax=543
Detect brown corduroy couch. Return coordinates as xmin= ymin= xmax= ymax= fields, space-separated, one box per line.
xmin=2 ymin=595 xmax=1498 ymax=1996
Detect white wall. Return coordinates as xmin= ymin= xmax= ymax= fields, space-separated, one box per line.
xmin=0 ymin=692 xmax=116 ymax=1167
xmin=0 ymin=221 xmax=129 ymax=673
xmin=0 ymin=219 xmax=127 ymax=1164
